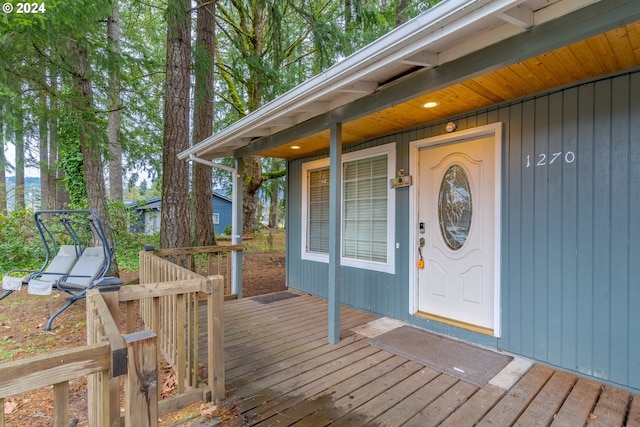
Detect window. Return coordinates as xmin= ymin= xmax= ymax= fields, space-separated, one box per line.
xmin=212 ymin=213 xmax=220 ymax=225
xmin=301 ymin=159 xmax=331 ymax=262
xmin=301 ymin=143 xmax=395 ymax=273
xmin=342 ymin=144 xmax=395 ymax=273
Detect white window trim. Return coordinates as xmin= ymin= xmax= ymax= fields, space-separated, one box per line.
xmin=300 ymin=143 xmax=396 ymax=275
xmin=301 ymin=158 xmax=330 ymax=263
xmin=341 ymin=143 xmax=396 ymax=274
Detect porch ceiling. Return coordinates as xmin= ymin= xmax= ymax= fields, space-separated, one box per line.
xmin=259 ymin=19 xmax=640 ymax=159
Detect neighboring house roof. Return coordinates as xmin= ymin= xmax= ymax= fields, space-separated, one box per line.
xmin=179 ymin=0 xmax=640 ymax=162
xmin=130 ymin=192 xmax=232 ymax=211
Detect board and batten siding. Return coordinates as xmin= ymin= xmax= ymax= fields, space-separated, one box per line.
xmin=500 ymin=72 xmax=640 ymax=392
xmin=286 ymin=70 xmax=640 ymax=392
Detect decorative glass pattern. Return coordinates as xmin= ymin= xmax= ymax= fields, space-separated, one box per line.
xmin=438 ymin=164 xmax=472 ymax=250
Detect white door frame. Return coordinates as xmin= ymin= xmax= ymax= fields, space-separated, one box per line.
xmin=408 ymin=122 xmax=503 ymax=337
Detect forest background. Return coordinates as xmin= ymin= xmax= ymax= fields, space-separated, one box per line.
xmin=0 ymin=0 xmax=438 ymax=274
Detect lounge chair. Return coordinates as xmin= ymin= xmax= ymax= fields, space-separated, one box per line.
xmin=43 ymin=245 xmax=122 ymax=331
xmin=1 ymin=244 xmax=83 ymax=300
xmin=1 ymin=209 xmax=123 ymax=330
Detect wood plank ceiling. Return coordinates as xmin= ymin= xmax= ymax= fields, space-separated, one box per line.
xmin=259 ymin=20 xmax=640 ymax=159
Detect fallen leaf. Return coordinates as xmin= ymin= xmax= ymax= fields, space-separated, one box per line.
xmin=200 ymin=402 xmax=218 ymax=419
xmin=589 ymin=413 xmax=598 ymax=420
xmin=161 ymin=372 xmax=177 ymax=398
xmin=4 ymin=400 xmax=17 ymax=414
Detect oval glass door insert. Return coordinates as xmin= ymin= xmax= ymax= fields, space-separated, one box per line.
xmin=438 ymin=164 xmax=472 ymax=250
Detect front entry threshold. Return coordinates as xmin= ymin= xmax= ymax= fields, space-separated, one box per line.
xmin=415 ymin=311 xmax=494 ymax=336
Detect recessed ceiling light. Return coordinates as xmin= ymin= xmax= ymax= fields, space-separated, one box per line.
xmin=422 ymin=101 xmax=439 ymax=109
xmin=290 ymin=145 xmax=301 ymax=150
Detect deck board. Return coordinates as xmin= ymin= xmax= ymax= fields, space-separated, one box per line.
xmin=373 ymin=373 xmax=459 ymax=426
xmin=587 ymin=385 xmax=631 ymax=427
xmin=245 ymin=349 xmax=394 ymax=425
xmin=627 ymin=394 xmax=640 ymax=427
xmin=550 ymin=377 xmax=602 ymax=426
xmin=476 ymin=364 xmax=555 ymax=426
xmin=330 ymin=365 xmax=441 ymax=426
xmin=404 ymin=378 xmax=479 ymax=427
xmin=439 ymin=383 xmax=507 ymax=427
xmin=195 ymin=291 xmax=638 ymax=426
xmin=261 ymin=356 xmax=410 ymax=426
xmin=514 ymin=370 xmax=577 ymax=426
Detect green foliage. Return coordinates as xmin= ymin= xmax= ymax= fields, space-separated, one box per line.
xmin=58 ymin=151 xmax=87 ymax=209
xmin=107 ymin=201 xmax=159 ymax=271
xmin=0 ymin=209 xmax=45 ymax=274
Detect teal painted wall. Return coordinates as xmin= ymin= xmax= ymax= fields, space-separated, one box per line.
xmin=285 ymin=70 xmax=640 ymax=392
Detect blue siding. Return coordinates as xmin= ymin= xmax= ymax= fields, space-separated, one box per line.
xmin=286 ymin=70 xmax=640 ymax=392
xmin=630 ymin=72 xmax=640 ymax=387
xmin=212 ymin=194 xmax=233 ymax=235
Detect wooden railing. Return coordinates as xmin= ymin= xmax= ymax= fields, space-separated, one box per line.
xmin=0 ymin=287 xmax=156 ymax=427
xmin=1 ymin=250 xmax=225 ymax=427
xmin=150 ymin=245 xmax=242 ymax=298
xmin=138 ymin=249 xmax=225 ymax=401
xmin=0 ymin=342 xmax=111 ymax=427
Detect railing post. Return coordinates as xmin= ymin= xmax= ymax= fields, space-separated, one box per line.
xmin=207 ymin=275 xmax=225 ymax=401
xmin=53 ymin=382 xmax=70 ymax=427
xmin=87 ymin=295 xmax=111 ymax=427
xmin=124 ymin=330 xmax=158 ymax=427
xmin=100 ymin=286 xmax=123 ymax=426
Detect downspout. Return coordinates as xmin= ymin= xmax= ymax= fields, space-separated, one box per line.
xmin=188 ymin=154 xmax=243 ymax=297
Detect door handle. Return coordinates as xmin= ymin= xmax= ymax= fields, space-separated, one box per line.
xmin=417 ymin=237 xmax=425 ymax=268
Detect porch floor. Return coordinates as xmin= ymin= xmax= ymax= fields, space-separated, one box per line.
xmin=209 ymin=291 xmax=640 ymax=426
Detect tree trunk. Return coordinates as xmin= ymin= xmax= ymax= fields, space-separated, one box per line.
xmin=0 ymin=113 xmax=6 ymax=214
xmin=242 ymin=156 xmax=263 ymax=233
xmin=39 ymin=76 xmax=50 ymax=209
xmin=14 ymin=101 xmax=25 ymax=210
xmin=395 ymin=0 xmax=410 ymax=26
xmin=268 ymin=177 xmax=279 ymax=228
xmin=48 ymin=72 xmax=69 ymax=209
xmin=241 ymin=0 xmax=267 ymax=234
xmin=68 ymin=40 xmax=119 ymax=276
xmin=107 ymin=0 xmax=123 ymax=203
xmin=160 ymin=0 xmax=192 ymax=250
xmin=193 ymin=0 xmax=216 ymax=247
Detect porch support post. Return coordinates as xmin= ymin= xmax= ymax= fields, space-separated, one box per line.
xmin=232 ymin=157 xmax=243 ymax=298
xmin=328 ymin=121 xmax=342 ymax=344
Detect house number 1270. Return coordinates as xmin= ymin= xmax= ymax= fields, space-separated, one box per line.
xmin=525 ymin=151 xmax=575 ymax=168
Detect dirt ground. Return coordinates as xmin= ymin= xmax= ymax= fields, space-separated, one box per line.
xmin=0 ymin=242 xmax=286 ymax=426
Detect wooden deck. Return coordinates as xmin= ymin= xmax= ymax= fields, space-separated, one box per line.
xmin=204 ymin=291 xmax=640 ymax=426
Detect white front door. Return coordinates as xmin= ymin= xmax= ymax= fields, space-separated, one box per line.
xmin=416 ymin=134 xmax=497 ymax=334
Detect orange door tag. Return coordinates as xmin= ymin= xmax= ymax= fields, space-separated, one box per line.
xmin=417 ymin=259 xmax=425 ymax=269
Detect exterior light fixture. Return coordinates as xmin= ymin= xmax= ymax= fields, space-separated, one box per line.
xmin=422 ymin=101 xmax=439 ymax=109
xmin=445 ymin=122 xmax=457 ymax=133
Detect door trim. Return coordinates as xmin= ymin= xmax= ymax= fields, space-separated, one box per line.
xmin=408 ymin=122 xmax=503 ymax=337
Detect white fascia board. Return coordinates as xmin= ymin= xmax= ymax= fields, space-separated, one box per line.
xmin=177 ymin=0 xmax=534 ymax=161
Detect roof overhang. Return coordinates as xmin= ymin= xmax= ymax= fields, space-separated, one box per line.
xmin=179 ymin=0 xmax=640 ymax=162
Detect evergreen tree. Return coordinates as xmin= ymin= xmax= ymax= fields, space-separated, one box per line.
xmin=160 ymin=0 xmax=192 ymax=250
xmin=193 ymin=0 xmax=217 ymax=246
